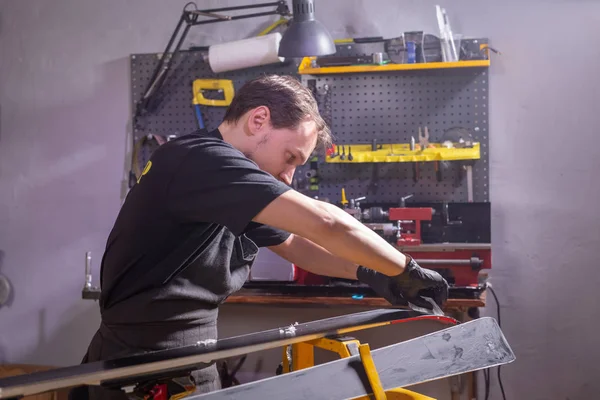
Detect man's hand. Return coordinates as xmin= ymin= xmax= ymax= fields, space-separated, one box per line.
xmin=356 ymin=257 xmax=449 ymax=310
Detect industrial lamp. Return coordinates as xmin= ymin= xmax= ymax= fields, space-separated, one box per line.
xmin=138 ymin=0 xmax=335 ymax=115
xmin=278 ymin=0 xmax=336 ymax=57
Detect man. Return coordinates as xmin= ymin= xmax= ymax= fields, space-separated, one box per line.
xmin=82 ymin=75 xmax=448 ymax=398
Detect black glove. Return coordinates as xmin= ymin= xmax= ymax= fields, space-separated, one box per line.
xmin=356 ymin=256 xmax=449 ymax=310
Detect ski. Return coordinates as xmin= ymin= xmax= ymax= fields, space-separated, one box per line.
xmin=190 ymin=317 xmax=515 ymax=400
xmin=0 ymin=309 xmax=456 ymax=399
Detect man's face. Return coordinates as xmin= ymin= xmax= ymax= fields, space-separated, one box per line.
xmin=244 ymin=107 xmax=318 ymax=185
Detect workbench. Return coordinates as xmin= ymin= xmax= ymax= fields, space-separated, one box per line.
xmin=226 ymin=290 xmax=485 ymax=311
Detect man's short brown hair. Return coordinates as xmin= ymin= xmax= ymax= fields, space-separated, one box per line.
xmin=223 ymin=75 xmax=332 ymax=151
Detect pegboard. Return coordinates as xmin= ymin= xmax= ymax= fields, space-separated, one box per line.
xmin=130 ymin=50 xmax=300 ymax=145
xmin=129 ymin=42 xmax=489 ymax=203
xmin=298 ymin=39 xmax=490 ymax=204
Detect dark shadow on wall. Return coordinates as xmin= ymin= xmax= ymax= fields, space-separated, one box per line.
xmin=0 ymin=250 xmax=15 ymax=307
xmin=0 ymin=250 xmax=11 ymax=364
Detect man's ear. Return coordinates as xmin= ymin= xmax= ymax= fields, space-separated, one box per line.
xmin=246 ymin=106 xmax=270 ymax=135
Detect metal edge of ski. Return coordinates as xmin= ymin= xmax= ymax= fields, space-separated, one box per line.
xmin=188 ymin=316 xmax=516 ymax=400
xmin=0 ymin=308 xmax=457 ymax=399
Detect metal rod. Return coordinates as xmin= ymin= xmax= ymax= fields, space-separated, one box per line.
xmin=139 ymin=13 xmax=187 ymax=109
xmin=188 ymin=10 xmax=232 ymax=20
xmin=415 ymin=259 xmax=479 ymax=266
xmin=190 ymin=10 xmax=282 ymax=25
xmin=197 ymin=1 xmax=283 ymax=14
xmin=84 ymin=252 xmax=92 ymax=289
xmin=466 ymin=165 xmax=473 ymax=202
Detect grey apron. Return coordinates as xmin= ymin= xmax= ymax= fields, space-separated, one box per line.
xmin=82 ymin=320 xmax=220 ymax=399
xmin=76 ymin=230 xmax=260 ymax=399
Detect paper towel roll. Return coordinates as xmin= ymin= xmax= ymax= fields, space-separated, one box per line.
xmin=208 ymin=33 xmax=285 ymax=73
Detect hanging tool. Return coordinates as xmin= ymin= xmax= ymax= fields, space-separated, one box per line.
xmin=192 ymin=79 xmax=235 ymax=107
xmin=192 ymin=79 xmax=234 ymax=131
xmin=434 ymin=160 xmax=443 ymax=181
xmin=340 ymin=145 xmax=346 ymax=160
xmin=418 ymin=126 xmax=430 ymax=151
xmin=348 ymin=146 xmax=354 ymax=161
xmin=368 ymin=165 xmax=380 ymax=194
xmin=326 ymin=144 xmax=338 ymax=159
xmin=340 ymin=188 xmax=349 ymax=207
xmin=441 ymin=126 xmax=476 ymax=199
xmin=410 ymin=136 xmax=419 ymax=182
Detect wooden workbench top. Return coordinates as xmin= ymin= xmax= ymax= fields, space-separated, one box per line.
xmin=225 ymin=291 xmax=485 ymax=310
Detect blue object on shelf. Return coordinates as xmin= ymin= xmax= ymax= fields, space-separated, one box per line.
xmin=351 ymin=294 xmax=364 ymax=300
xmin=406 ymin=41 xmax=417 ymax=63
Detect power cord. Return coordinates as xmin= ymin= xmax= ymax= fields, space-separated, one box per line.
xmin=484 ymin=283 xmax=507 ymax=400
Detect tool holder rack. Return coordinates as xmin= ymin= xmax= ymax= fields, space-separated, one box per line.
xmin=129 ymin=38 xmax=490 ymax=205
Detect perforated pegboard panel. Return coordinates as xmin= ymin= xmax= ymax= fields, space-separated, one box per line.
xmin=299 ymin=40 xmax=489 ymax=204
xmin=130 ymin=50 xmax=300 ymax=141
xmin=129 ymin=44 xmax=489 ymax=203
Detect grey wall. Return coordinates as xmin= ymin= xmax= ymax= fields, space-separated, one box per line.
xmin=1 ymin=0 xmax=599 ymax=399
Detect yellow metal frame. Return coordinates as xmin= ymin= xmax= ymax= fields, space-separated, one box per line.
xmin=192 ymin=79 xmax=235 ymax=107
xmin=327 ymin=143 xmax=480 ymax=164
xmin=298 ymin=56 xmax=490 ymax=75
xmin=281 ymin=336 xmax=435 ymax=400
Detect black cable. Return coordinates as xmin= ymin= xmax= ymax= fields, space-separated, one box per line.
xmin=487 ymin=285 xmax=507 ymax=400
xmin=484 ymin=368 xmax=490 ymax=400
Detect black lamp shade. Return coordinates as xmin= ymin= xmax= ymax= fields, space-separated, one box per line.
xmin=278 ymin=0 xmax=336 ymax=58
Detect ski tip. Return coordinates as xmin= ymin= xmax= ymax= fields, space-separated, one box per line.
xmin=408 ymin=297 xmax=445 ymax=317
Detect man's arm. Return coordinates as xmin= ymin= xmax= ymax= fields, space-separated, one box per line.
xmin=253 ymin=190 xmax=408 ymax=277
xmin=255 ymin=191 xmax=449 ymax=309
xmin=268 ymin=234 xmax=359 ymax=280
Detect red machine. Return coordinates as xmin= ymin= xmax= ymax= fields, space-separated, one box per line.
xmin=387 ymin=205 xmax=490 ymax=286
xmin=295 ymin=200 xmax=491 ymax=288
xmin=388 ymin=206 xmax=433 ymax=246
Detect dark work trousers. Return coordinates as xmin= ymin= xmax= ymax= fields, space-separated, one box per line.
xmin=76 ymin=321 xmax=221 ymax=399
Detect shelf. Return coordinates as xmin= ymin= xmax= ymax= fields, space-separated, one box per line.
xmin=225 ymin=292 xmax=485 ymax=310
xmin=298 ymin=57 xmax=490 ymax=75
xmin=326 ymin=143 xmax=480 ymax=164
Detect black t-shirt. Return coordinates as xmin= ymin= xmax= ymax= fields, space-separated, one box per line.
xmin=98 ymin=129 xmax=291 ymax=325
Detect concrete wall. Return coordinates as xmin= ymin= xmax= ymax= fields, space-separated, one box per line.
xmin=1 ymin=0 xmax=599 ymax=399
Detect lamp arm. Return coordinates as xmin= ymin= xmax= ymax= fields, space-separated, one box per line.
xmin=136 ymin=1 xmax=291 ymax=116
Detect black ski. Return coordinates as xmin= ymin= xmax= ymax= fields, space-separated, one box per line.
xmin=0 ymin=309 xmax=456 ymax=399
xmin=190 ymin=317 xmax=515 ymax=400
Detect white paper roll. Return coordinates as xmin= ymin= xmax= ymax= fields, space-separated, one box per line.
xmin=208 ymin=33 xmax=285 ymax=74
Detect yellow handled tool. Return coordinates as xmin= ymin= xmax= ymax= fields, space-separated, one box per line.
xmin=192 ymin=79 xmax=235 ymax=107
